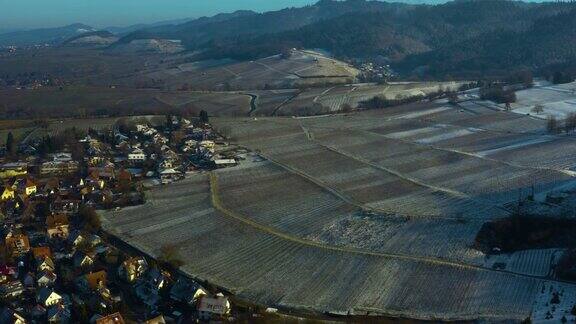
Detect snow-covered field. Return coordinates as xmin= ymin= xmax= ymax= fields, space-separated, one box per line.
xmin=513 ymin=81 xmax=576 ymax=119
xmin=103 ymin=94 xmax=576 ymax=321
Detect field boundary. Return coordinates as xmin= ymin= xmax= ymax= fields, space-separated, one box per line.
xmin=208 ymin=171 xmax=571 ymax=283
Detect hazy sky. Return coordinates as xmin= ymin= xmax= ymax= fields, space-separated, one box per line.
xmin=0 ymin=0 xmax=321 ymax=31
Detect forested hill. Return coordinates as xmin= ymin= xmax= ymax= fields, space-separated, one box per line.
xmin=199 ymin=0 xmax=576 ymax=77
xmin=400 ymin=7 xmax=576 ymax=78
xmin=117 ymin=0 xmax=409 ymax=48
xmin=115 ymin=0 xmax=576 ymax=78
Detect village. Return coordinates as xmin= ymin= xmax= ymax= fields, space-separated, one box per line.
xmin=0 ymin=112 xmax=248 ymax=323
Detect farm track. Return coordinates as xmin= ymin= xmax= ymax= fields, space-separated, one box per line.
xmin=292 ymin=121 xmax=510 ymax=217
xmin=352 ymin=128 xmax=576 ymax=177
xmin=271 ymin=90 xmax=303 ymax=116
xmin=209 ymin=172 xmax=574 ymax=284
xmin=300 ymin=121 xmax=576 ymax=179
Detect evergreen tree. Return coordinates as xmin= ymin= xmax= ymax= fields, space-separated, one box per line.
xmin=199 ymin=110 xmax=209 ymax=124
xmin=5 ymin=132 xmax=15 ymax=156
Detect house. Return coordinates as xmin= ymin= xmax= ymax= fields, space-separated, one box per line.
xmin=37 ymin=270 xmax=57 ymax=287
xmin=46 ymin=214 xmax=70 ymax=239
xmin=159 ymin=168 xmax=181 ymax=184
xmin=145 ymin=315 xmax=166 ymax=324
xmin=42 ymin=178 xmax=60 ymax=195
xmin=32 ymin=246 xmax=52 ymax=260
xmin=20 ymin=203 xmax=37 ymax=222
xmin=0 ymin=162 xmax=27 ymax=179
xmin=133 ymin=268 xmax=167 ymax=307
xmin=73 ymin=251 xmax=94 ymax=268
xmin=4 ymin=234 xmax=30 ymax=258
xmin=29 ymin=304 xmax=47 ymax=320
xmin=118 ymin=256 xmax=148 ymax=283
xmin=51 ymin=153 xmax=73 ymax=163
xmin=37 ymin=257 xmax=55 ymax=272
xmin=134 ymin=281 xmax=161 ymax=311
xmin=68 ymin=231 xmax=86 ymax=247
xmin=84 ymin=171 xmax=106 ymax=190
xmin=199 ymin=140 xmax=215 ymax=150
xmin=0 ymin=265 xmax=17 ymax=282
xmin=40 ymin=161 xmax=79 ymax=176
xmin=77 ymin=270 xmax=107 ymax=292
xmin=50 ymin=198 xmax=80 ymax=214
xmin=46 ymin=214 xmax=68 ymax=229
xmin=1 ymin=186 xmax=15 ymax=201
xmin=197 ymin=294 xmax=231 ymax=320
xmin=37 ymin=287 xmax=63 ymax=307
xmin=214 ymin=159 xmax=237 ymax=168
xmin=158 ymin=159 xmax=173 ymax=169
xmin=95 ymin=312 xmax=125 ymax=324
xmin=47 ymin=304 xmax=71 ymax=323
xmin=170 ymin=278 xmax=207 ymax=305
xmin=46 ymin=224 xmax=70 ymax=240
xmin=117 ymin=169 xmax=132 ymax=185
xmin=14 ymin=178 xmax=37 ymax=196
xmin=0 ymin=280 xmax=25 ymax=298
xmin=128 ymin=149 xmax=146 ymax=162
xmin=142 ymin=268 xmax=167 ymax=291
xmin=23 ymin=272 xmax=35 ymax=288
xmin=0 ymin=307 xmax=26 ymax=324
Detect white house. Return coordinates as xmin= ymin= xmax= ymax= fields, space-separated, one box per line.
xmin=197 ymin=295 xmax=230 ymax=320
xmin=128 ymin=149 xmax=146 ymax=162
xmin=37 ymin=288 xmax=62 ymax=307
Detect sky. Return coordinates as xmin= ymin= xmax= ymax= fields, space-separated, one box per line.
xmin=0 ymin=0 xmax=320 ymax=31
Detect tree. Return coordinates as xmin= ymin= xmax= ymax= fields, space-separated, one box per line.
xmin=447 ymin=92 xmax=458 ymax=105
xmin=158 ymin=244 xmax=185 ymax=269
xmin=165 ymin=114 xmax=173 ymax=129
xmin=547 ymin=115 xmax=560 ymax=134
xmin=199 ymin=110 xmax=209 ymax=124
xmin=341 ymin=103 xmax=353 ymax=113
xmin=531 ymin=104 xmax=544 ymax=114
xmin=5 ymin=131 xmax=15 ymax=156
xmin=78 ymin=205 xmax=101 ymax=232
xmin=218 ymin=126 xmax=233 ymax=139
xmin=280 ymin=47 xmax=292 ymax=59
xmin=565 ymin=112 xmax=576 ymax=133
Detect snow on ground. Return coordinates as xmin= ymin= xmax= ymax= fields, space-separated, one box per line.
xmin=531 ymin=281 xmax=576 ymax=323
xmin=513 ymin=81 xmax=576 ymax=119
xmin=386 ymin=126 xmax=439 ymax=139
xmin=393 ymin=106 xmax=452 ymax=120
xmin=483 ymin=249 xmax=561 ymax=277
xmin=416 ymin=128 xmax=478 ymax=144
xmin=476 ymin=136 xmax=556 ymax=157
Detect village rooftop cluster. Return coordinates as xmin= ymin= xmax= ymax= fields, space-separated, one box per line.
xmin=0 ymin=113 xmax=244 ymax=323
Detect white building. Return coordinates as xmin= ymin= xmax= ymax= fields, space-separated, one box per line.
xmin=128 ymin=149 xmax=146 ymax=162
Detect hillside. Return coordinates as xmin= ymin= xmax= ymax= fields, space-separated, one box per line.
xmin=0 ymin=23 xmax=95 ymax=46
xmin=200 ymin=0 xmax=576 ymax=76
xmin=117 ymin=0 xmax=407 ymax=48
xmin=401 ymin=7 xmax=576 ymax=78
xmin=61 ymin=31 xmax=118 ymax=48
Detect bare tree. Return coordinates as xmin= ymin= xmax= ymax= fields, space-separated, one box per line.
xmin=547 ymin=115 xmax=561 ymax=134
xmin=158 ymin=244 xmax=185 ymax=269
xmin=341 ymin=103 xmax=353 ymax=113
xmin=218 ymin=126 xmax=233 ymax=139
xmin=532 ymin=104 xmax=544 ymax=114
xmin=565 ymin=112 xmax=576 ymax=133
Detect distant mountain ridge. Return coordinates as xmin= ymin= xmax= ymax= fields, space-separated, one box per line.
xmin=0 ymin=23 xmax=95 ymax=46
xmin=116 ymin=1 xmax=405 ymax=48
